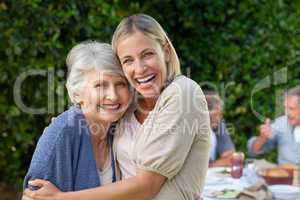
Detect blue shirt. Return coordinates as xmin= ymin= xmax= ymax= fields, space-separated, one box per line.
xmin=23 ymin=106 xmax=117 ymax=191
xmin=210 ymin=121 xmax=235 ymax=161
xmin=247 ymin=115 xmax=300 ymax=165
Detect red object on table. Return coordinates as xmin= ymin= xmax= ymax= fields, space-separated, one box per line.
xmin=230 ymin=152 xmax=245 ymax=179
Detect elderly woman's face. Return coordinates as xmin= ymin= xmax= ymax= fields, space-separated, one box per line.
xmin=78 ymin=69 xmax=130 ymax=124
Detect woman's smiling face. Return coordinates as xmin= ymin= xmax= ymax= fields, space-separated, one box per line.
xmin=116 ymin=31 xmax=170 ymax=99
xmin=78 ymin=69 xmax=131 ymax=125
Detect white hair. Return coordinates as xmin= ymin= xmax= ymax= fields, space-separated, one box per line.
xmin=286 ymin=86 xmax=300 ymax=102
xmin=204 ymin=91 xmax=223 ymax=111
xmin=65 ymin=41 xmax=124 ymax=103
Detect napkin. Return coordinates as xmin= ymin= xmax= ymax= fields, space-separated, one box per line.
xmin=236 ymin=180 xmax=272 ymax=200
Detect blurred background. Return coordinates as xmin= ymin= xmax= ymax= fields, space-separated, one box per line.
xmin=1 ymin=0 xmax=300 ymax=199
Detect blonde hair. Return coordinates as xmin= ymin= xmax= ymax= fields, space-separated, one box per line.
xmin=66 ymin=41 xmax=125 ymax=103
xmin=111 ymin=14 xmax=181 ymax=83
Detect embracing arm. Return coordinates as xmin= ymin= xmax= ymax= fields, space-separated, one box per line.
xmin=24 ymin=169 xmax=166 ymax=200
xmin=60 ymin=169 xmax=165 ymax=200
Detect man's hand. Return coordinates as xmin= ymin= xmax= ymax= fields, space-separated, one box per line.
xmin=252 ymin=118 xmax=273 ymax=154
xmin=259 ymin=118 xmax=272 ymax=140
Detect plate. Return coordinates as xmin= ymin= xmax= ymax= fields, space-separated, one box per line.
xmin=269 ymin=184 xmax=300 ymax=194
xmin=208 ymin=167 xmax=231 ymax=177
xmin=269 ymin=185 xmax=300 ymax=200
xmin=205 ymin=175 xmax=225 ymax=185
xmin=204 ymin=188 xmax=240 ymax=199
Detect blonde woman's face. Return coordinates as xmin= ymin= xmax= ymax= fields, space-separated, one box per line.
xmin=78 ymin=69 xmax=131 ymax=124
xmin=117 ymin=31 xmax=170 ymax=99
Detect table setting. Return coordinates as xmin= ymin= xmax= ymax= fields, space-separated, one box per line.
xmin=202 ymin=156 xmax=300 ymax=200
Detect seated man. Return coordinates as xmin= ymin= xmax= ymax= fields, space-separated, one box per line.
xmin=247 ymin=86 xmax=300 ymax=165
xmin=204 ymin=91 xmax=235 ymax=167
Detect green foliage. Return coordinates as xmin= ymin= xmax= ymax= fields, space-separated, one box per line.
xmin=1 ymin=0 xmax=300 ymax=186
xmin=0 ymin=0 xmax=124 ymax=186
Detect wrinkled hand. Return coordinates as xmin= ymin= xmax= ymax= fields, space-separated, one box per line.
xmin=23 ymin=179 xmax=62 ymax=200
xmin=259 ymin=118 xmax=272 ymax=139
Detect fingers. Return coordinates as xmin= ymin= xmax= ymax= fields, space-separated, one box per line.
xmin=22 ymin=192 xmax=32 ymax=200
xmin=260 ymin=120 xmax=272 ymax=139
xmin=260 ymin=125 xmax=270 ymax=132
xmin=29 ymin=179 xmax=49 ymax=188
xmin=22 ymin=194 xmax=35 ymax=200
xmin=26 ymin=179 xmax=61 ymax=199
xmin=22 ymin=195 xmax=32 ymax=200
xmin=23 ymin=189 xmax=37 ymax=199
xmin=23 ymin=187 xmax=52 ymax=200
xmin=265 ymin=118 xmax=271 ymax=124
xmin=260 ymin=125 xmax=269 ymax=134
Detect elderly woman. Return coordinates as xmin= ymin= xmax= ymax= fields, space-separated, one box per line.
xmin=23 ymin=14 xmax=210 ymax=200
xmin=23 ymin=41 xmax=131 ymax=192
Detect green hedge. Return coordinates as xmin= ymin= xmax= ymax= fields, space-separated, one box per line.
xmin=1 ymin=0 xmax=300 ymax=186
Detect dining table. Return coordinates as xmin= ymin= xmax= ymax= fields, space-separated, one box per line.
xmin=201 ymin=162 xmax=300 ymax=200
xmin=202 ymin=165 xmax=258 ymax=200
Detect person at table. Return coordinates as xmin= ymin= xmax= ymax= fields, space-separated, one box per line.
xmin=247 ymin=86 xmax=300 ymax=165
xmin=204 ymin=91 xmax=235 ymax=167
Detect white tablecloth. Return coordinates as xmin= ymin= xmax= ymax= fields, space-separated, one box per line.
xmin=202 ymin=166 xmax=259 ymax=200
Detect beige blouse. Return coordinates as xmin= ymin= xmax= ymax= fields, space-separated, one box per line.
xmin=116 ymin=75 xmax=211 ymax=199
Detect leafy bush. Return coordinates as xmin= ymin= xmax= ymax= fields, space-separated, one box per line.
xmin=1 ymin=0 xmax=300 ymax=186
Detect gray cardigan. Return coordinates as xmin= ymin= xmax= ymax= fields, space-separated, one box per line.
xmin=23 ymin=106 xmax=117 ymax=191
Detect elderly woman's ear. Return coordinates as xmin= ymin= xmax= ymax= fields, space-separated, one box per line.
xmin=72 ymin=92 xmax=83 ymax=106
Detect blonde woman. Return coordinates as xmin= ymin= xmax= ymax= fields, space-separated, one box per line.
xmin=24 ymin=14 xmax=210 ymax=200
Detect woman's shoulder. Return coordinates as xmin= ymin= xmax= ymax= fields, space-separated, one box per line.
xmin=160 ymin=75 xmax=205 ymax=104
xmin=41 ymin=106 xmax=86 ymax=143
xmin=30 ymin=107 xmax=87 ymax=172
xmin=48 ymin=106 xmax=83 ymax=128
xmin=164 ymin=75 xmax=202 ymax=95
xmin=170 ymin=75 xmax=199 ymax=86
